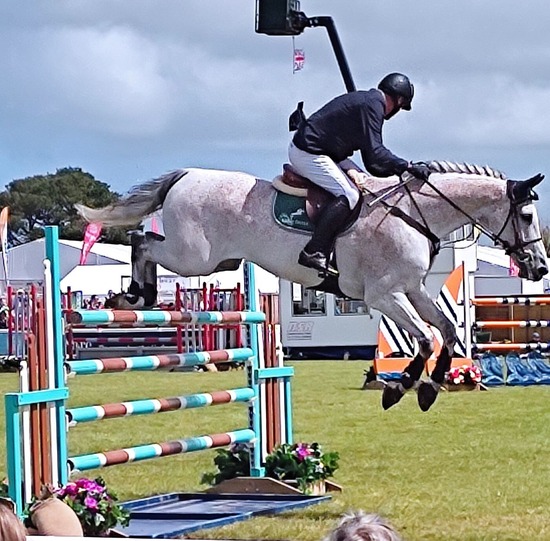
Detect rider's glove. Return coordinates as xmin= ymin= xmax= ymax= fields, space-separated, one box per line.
xmin=407 ymin=162 xmax=431 ymax=181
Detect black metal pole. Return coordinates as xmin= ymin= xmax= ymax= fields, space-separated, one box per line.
xmin=289 ymin=12 xmax=356 ymax=93
xmin=308 ymin=16 xmax=356 ymax=93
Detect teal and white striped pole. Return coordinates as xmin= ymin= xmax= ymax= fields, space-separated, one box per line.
xmin=243 ymin=261 xmax=264 ymax=477
xmin=69 ymin=429 xmax=255 ymax=473
xmin=45 ymin=226 xmax=69 ymax=486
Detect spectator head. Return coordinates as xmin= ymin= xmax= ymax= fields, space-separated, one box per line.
xmin=324 ymin=511 xmax=402 ymax=541
xmin=0 ymin=498 xmax=27 ymax=541
xmin=16 ymin=289 xmax=24 ymax=296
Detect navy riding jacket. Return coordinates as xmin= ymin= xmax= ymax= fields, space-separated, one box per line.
xmin=292 ymin=89 xmax=408 ymax=177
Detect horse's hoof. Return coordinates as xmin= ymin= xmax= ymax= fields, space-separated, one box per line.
xmin=382 ymin=382 xmax=405 ymax=410
xmin=105 ymin=293 xmax=145 ymax=310
xmin=417 ymin=381 xmax=439 ymax=412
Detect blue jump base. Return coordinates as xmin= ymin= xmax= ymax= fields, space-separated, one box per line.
xmin=118 ymin=492 xmax=330 ymax=538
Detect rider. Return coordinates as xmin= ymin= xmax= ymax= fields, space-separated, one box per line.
xmin=289 ymin=72 xmax=431 ymax=277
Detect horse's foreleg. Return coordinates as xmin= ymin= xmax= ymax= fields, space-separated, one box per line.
xmin=407 ymin=285 xmax=457 ymax=411
xmin=374 ymin=292 xmax=435 ymax=410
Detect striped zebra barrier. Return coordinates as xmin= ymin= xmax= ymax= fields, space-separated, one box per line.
xmin=4 ymin=226 xmax=294 ymax=516
xmin=373 ymin=264 xmax=472 ymax=384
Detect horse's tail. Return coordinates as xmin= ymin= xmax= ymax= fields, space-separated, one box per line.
xmin=75 ymin=169 xmax=188 ymax=227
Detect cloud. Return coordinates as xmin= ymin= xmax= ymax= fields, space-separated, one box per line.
xmin=0 ymin=0 xmax=549 ymax=217
xmin=0 ymin=24 xmax=174 ymax=137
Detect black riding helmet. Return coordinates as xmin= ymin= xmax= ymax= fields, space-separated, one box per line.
xmin=378 ymin=73 xmax=414 ymax=110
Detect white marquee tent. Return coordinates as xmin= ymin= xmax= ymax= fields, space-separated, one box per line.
xmin=0 ymin=238 xmax=279 ymax=299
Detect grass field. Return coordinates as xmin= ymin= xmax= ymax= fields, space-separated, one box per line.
xmin=2 ymin=360 xmax=550 ymax=540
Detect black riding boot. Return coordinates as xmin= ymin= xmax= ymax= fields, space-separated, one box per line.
xmin=298 ymin=195 xmax=352 ymax=276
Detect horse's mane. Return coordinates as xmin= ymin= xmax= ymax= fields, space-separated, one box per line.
xmin=426 ymin=160 xmax=507 ymax=180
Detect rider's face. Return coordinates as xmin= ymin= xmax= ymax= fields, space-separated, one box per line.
xmin=384 ymin=96 xmax=401 ymax=120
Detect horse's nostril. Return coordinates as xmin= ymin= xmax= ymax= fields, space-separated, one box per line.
xmin=539 ymin=265 xmax=549 ymax=277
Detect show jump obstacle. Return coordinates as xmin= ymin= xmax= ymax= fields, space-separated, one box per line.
xmin=4 ymin=227 xmax=298 ymax=525
xmin=373 ymin=261 xmax=550 ymax=387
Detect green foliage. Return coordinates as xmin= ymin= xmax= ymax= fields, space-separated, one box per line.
xmin=202 ymin=441 xmax=339 ymax=494
xmin=201 ymin=443 xmax=251 ymax=485
xmin=265 ymin=442 xmax=340 ymax=493
xmin=0 ymin=167 xmax=128 ymax=244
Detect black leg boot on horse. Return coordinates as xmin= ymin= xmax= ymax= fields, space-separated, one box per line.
xmin=298 ymin=195 xmax=352 ymax=277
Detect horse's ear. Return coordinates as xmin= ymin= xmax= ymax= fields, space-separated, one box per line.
xmin=526 ymin=173 xmax=545 ymax=189
xmin=507 ymin=174 xmax=545 ymax=203
xmin=525 ymin=173 xmax=544 ymax=201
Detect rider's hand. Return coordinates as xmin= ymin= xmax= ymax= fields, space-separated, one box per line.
xmin=407 ymin=162 xmax=431 ymax=181
xmin=347 ymin=169 xmax=369 ymax=191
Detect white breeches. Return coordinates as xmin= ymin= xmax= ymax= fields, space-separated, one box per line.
xmin=288 ymin=141 xmax=361 ymax=209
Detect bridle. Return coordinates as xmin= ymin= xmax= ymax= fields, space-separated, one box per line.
xmin=362 ymin=165 xmax=543 ymax=262
xmin=369 ymin=172 xmax=542 ymax=262
xmin=492 ymin=192 xmax=543 ymax=256
xmin=420 ymin=177 xmax=542 ymax=258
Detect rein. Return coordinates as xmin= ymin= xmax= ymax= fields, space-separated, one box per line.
xmin=421 ymin=177 xmax=542 ymax=256
xmin=362 ymin=182 xmax=441 ymax=258
xmin=366 ymin=171 xmax=540 ymax=259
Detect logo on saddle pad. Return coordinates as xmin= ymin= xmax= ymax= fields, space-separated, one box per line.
xmin=271 ymin=164 xmax=361 ymax=234
xmin=273 ymin=191 xmax=314 ymax=233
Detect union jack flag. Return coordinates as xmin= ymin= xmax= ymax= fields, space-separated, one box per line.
xmin=293 ymin=48 xmax=305 ymax=73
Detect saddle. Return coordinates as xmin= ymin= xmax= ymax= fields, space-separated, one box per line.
xmin=271 ymin=164 xmax=362 ymax=225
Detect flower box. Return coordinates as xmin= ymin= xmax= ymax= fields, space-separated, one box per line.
xmin=207 ymin=476 xmax=342 ymax=496
xmin=444 ymin=382 xmax=482 ymax=392
xmin=445 ymin=364 xmax=482 ymax=387
xmin=202 ymin=442 xmax=340 ymax=495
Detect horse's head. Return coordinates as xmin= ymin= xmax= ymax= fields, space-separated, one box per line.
xmin=498 ymin=173 xmax=548 ymax=281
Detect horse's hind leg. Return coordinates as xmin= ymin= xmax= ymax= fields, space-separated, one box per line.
xmin=108 ymin=233 xmax=157 ymax=309
xmin=142 ymin=258 xmax=158 ymax=307
xmin=130 ymin=233 xmax=159 ymax=308
xmin=407 ymin=285 xmax=457 ymax=411
xmin=373 ymin=292 xmax=435 ymax=410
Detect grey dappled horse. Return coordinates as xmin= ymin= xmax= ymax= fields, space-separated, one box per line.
xmin=76 ymin=163 xmax=548 ymax=411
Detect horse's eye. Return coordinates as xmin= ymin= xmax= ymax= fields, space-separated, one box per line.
xmin=521 ymin=213 xmax=534 ymax=225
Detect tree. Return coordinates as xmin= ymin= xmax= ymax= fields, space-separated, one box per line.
xmin=0 ymin=167 xmax=129 ymax=244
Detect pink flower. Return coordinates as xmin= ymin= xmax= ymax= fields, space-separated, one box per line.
xmin=294 ymin=443 xmax=312 ymax=462
xmin=61 ymin=482 xmax=78 ymax=497
xmin=84 ymin=495 xmax=99 ymax=511
xmin=76 ymin=478 xmax=104 ymax=492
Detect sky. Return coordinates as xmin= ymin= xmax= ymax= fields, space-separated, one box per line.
xmin=2 ymin=1 xmax=550 ymax=220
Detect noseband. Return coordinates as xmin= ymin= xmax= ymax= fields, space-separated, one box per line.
xmin=493 ymin=195 xmax=542 ymax=257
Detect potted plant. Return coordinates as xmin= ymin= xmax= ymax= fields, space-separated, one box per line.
xmin=445 ymin=364 xmax=482 ymax=390
xmin=202 ymin=442 xmax=340 ymax=495
xmin=26 ymin=477 xmax=130 ymax=537
xmin=265 ymin=442 xmax=340 ymax=494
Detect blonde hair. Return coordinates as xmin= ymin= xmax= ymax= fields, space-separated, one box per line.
xmin=325 ymin=510 xmax=403 ymax=541
xmin=0 ymin=502 xmax=27 ymax=541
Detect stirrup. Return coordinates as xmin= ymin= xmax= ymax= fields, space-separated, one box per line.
xmin=298 ymin=251 xmax=339 ymax=277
